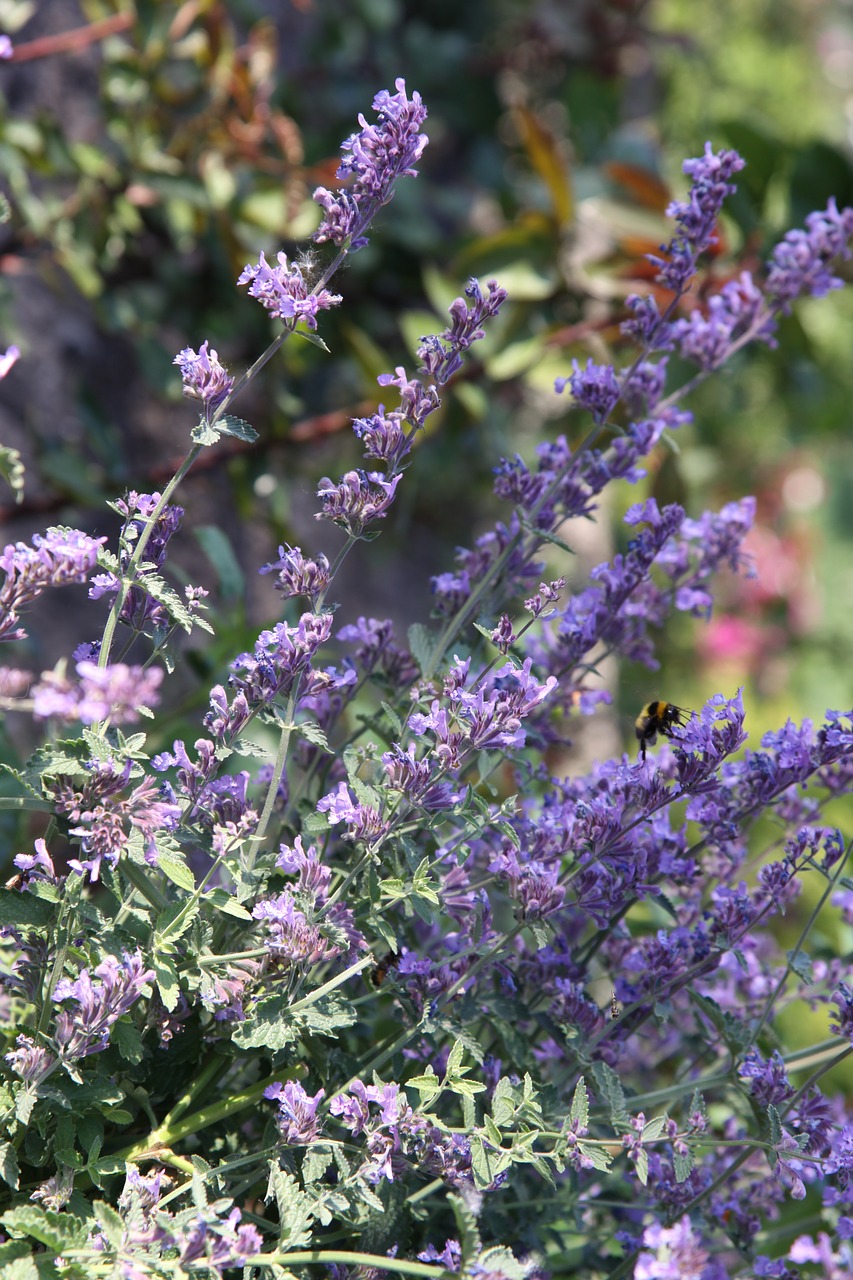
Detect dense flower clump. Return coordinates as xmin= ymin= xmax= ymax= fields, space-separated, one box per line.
xmin=1 ymin=82 xmax=853 ymax=1280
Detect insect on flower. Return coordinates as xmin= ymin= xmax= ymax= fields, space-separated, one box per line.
xmin=635 ymin=700 xmax=690 ymax=763
xmin=370 ymin=950 xmax=400 ymax=988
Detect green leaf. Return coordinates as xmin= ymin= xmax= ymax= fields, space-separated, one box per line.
xmin=152 ymin=954 xmax=180 ymax=1012
xmin=0 ymin=889 xmax=54 ymax=929
xmin=787 ymin=949 xmax=812 ymax=982
xmin=379 ymin=700 xmax=403 ymax=736
xmin=570 ymin=1077 xmax=589 ymax=1128
xmin=590 ymin=1060 xmax=629 ymax=1126
xmin=1 ymin=1205 xmax=88 ymax=1252
xmin=635 ymin=1147 xmax=649 ymax=1186
xmin=0 ymin=444 xmax=25 ymax=502
xmin=407 ymin=623 xmax=435 ymax=675
xmin=298 ymin=722 xmax=332 ymax=752
xmin=232 ymin=993 xmax=299 ymax=1051
xmin=445 ymin=1039 xmax=466 ymax=1079
xmin=124 ymin=566 xmax=203 ymax=635
xmin=92 ymin=1200 xmax=124 ymax=1246
xmin=299 ymin=994 xmax=357 ymax=1038
xmin=673 ymin=1148 xmax=694 ymax=1183
xmin=688 ymin=989 xmax=752 ymax=1052
xmin=111 ymin=1018 xmax=144 ymax=1065
xmin=767 ymin=1103 xmax=782 ymax=1147
xmin=192 ymin=417 xmax=223 ymax=446
xmin=157 ymin=853 xmax=196 ymax=893
xmin=448 ymin=1191 xmax=481 ymax=1269
xmin=295 ymin=329 xmax=330 ymax=354
xmin=483 ymin=1115 xmax=503 ymax=1145
xmin=0 ymin=1142 xmax=20 ymax=1190
xmin=491 ymin=1077 xmax=516 ymax=1127
xmin=450 ymin=1079 xmax=486 ymax=1099
xmin=218 ymin=413 xmax=259 ymax=443
xmin=576 ymin=1140 xmax=612 ymax=1172
xmin=203 ymin=888 xmax=253 ymax=920
xmin=156 ymin=900 xmax=199 ymax=944
xmin=641 ymin=1115 xmax=668 ymax=1142
xmin=470 ymin=1135 xmax=509 ymax=1190
xmin=0 ymin=1239 xmax=41 ymax=1280
xmin=408 ymin=1070 xmax=441 ymax=1103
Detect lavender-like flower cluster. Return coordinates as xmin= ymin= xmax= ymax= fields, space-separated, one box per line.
xmin=3 ymin=86 xmax=853 ymax=1280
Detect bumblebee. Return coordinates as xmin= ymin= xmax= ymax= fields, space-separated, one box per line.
xmin=369 ymin=950 xmax=400 ymax=988
xmin=635 ymin=700 xmax=688 ymax=763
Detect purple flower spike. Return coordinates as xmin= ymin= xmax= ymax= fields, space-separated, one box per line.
xmin=313 ymin=79 xmax=428 ymax=252
xmin=53 ymin=951 xmax=154 ymax=1061
xmin=259 ymin=543 xmax=331 ymax=601
xmin=418 ymin=279 xmax=508 ymax=384
xmin=765 ymin=198 xmax=853 ymax=310
xmin=237 ymin=251 xmax=342 ymax=328
xmin=555 ymin=358 xmax=621 ymax=424
xmin=173 ymin=341 xmax=234 ymax=415
xmin=315 ymin=469 xmax=402 ymax=536
xmin=650 ymin=144 xmax=745 ymax=295
xmin=0 ymin=527 xmax=106 ymax=643
xmin=265 ymin=1080 xmax=325 ymax=1145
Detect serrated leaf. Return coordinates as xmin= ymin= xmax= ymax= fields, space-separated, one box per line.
xmin=232 ymin=992 xmax=298 ymax=1050
xmin=295 ymin=329 xmax=330 ymax=353
xmin=448 ymin=1190 xmax=482 ymax=1269
xmin=379 ymin=701 xmax=403 ymax=736
xmin=470 ymin=1136 xmax=505 ymax=1190
xmin=92 ymin=1200 xmax=124 ymax=1246
xmin=299 ymin=994 xmax=357 ymax=1037
xmin=204 ymin=889 xmax=253 ymax=920
xmin=0 ymin=443 xmax=25 ymax=501
xmin=408 ymin=1072 xmax=441 ymax=1102
xmin=218 ymin=414 xmax=259 ymax=443
xmin=491 ymin=1078 xmax=516 ymax=1127
xmin=483 ymin=1115 xmax=503 ymax=1145
xmin=191 ymin=418 xmax=222 ymax=446
xmin=787 ymin=949 xmax=812 ymax=982
xmin=156 ymin=900 xmax=199 ymax=944
xmin=450 ymin=1079 xmax=486 ymax=1099
xmin=14 ymin=1087 xmax=36 ymax=1127
xmin=673 ymin=1148 xmax=694 ymax=1183
xmin=0 ymin=889 xmax=54 ymax=928
xmin=570 ymin=1077 xmax=589 ymax=1128
xmin=641 ymin=1115 xmax=668 ymax=1142
xmin=126 ymin=567 xmax=198 ymax=635
xmin=767 ymin=1103 xmax=782 ymax=1146
xmin=576 ymin=1140 xmax=612 ymax=1172
xmin=231 ymin=737 xmax=272 ymax=762
xmin=111 ymin=1019 xmax=144 ymax=1065
xmin=635 ymin=1147 xmax=649 ymax=1186
xmin=590 ymin=1060 xmax=629 ymax=1126
xmin=0 ymin=1240 xmax=41 ymax=1279
xmin=152 ymin=954 xmax=180 ymax=1012
xmin=494 ymin=820 xmax=521 ymax=849
xmin=298 ymin=722 xmax=332 ymax=752
xmin=446 ymin=1039 xmax=466 ymax=1078
xmin=1 ymin=1205 xmax=88 ymax=1252
xmin=157 ymin=852 xmax=196 ymax=892
xmin=0 ymin=1142 xmax=19 ymax=1190
xmin=407 ymin=623 xmax=435 ymax=675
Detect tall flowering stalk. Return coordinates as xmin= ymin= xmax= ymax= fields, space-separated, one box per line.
xmin=1 ymin=85 xmax=853 ymax=1280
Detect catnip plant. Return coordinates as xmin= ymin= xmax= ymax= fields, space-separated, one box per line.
xmin=1 ymin=78 xmax=853 ymax=1280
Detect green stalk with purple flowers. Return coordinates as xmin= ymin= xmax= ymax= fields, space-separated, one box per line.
xmin=1 ymin=79 xmax=853 ymax=1280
